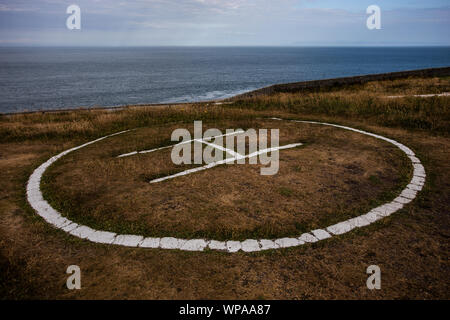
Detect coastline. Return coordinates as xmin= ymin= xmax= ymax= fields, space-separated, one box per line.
xmin=1 ymin=68 xmax=448 ymax=299
xmin=234 ymin=66 xmax=450 ymax=98
xmin=2 ymin=66 xmax=449 ymax=116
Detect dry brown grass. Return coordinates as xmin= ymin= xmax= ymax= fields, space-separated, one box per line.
xmin=0 ymin=76 xmax=449 ymax=300
xmin=41 ymin=120 xmax=409 ymax=241
xmin=231 ymin=77 xmax=450 ymax=134
xmin=0 ymin=104 xmax=259 ymax=143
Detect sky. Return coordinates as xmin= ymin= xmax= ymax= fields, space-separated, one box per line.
xmin=0 ymin=0 xmax=449 ymax=46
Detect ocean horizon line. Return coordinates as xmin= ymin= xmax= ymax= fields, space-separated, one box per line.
xmin=1 ymin=44 xmax=450 ymax=48
xmin=3 ymin=66 xmax=449 ymax=116
xmin=1 ymin=46 xmax=449 ymax=114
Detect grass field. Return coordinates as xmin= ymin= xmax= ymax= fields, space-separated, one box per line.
xmin=40 ymin=120 xmax=409 ymax=241
xmin=0 ymin=76 xmax=449 ymax=299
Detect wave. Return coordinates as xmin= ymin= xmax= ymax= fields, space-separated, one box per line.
xmin=161 ymin=87 xmax=257 ymax=104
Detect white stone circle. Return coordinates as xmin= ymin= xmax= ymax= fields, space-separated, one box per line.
xmin=26 ymin=119 xmax=426 ymax=253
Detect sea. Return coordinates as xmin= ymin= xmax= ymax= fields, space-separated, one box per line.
xmin=0 ymin=46 xmax=449 ymax=113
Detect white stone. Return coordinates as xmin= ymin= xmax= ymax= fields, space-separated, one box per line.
xmin=180 ymin=239 xmax=208 ymax=252
xmin=411 ymin=176 xmax=425 ymax=184
xmin=259 ymin=240 xmax=279 ymax=250
xmin=69 ymin=225 xmax=97 ymax=239
xmin=413 ymin=164 xmax=426 ymax=177
xmin=208 ymin=240 xmax=227 ymax=251
xmin=414 ymin=168 xmax=425 ymax=175
xmin=411 ymin=176 xmax=425 ymax=186
xmin=413 ymin=163 xmax=425 ymax=171
xmin=31 ymin=200 xmax=49 ymax=215
xmin=44 ymin=210 xmax=64 ymax=225
xmin=311 ymin=229 xmax=331 ymax=240
xmin=226 ymin=241 xmax=242 ymax=253
xmin=398 ymin=145 xmax=415 ymax=156
xmin=400 ymin=188 xmax=417 ymax=200
xmin=386 ymin=202 xmax=403 ymax=210
xmin=409 ymin=156 xmax=420 ymax=163
xmin=62 ymin=222 xmax=78 ymax=232
xmin=139 ymin=237 xmax=161 ymax=248
xmin=35 ymin=201 xmax=52 ymax=213
xmin=407 ymin=183 xmax=423 ymax=191
xmin=274 ymin=238 xmax=302 ymax=248
xmin=27 ymin=182 xmax=40 ymax=194
xmin=349 ymin=216 xmax=371 ymax=227
xmin=298 ymin=233 xmax=318 ymax=243
xmin=113 ymin=235 xmax=144 ymax=247
xmin=30 ymin=199 xmax=43 ymax=211
xmin=414 ymin=171 xmax=426 ymax=178
xmin=50 ymin=216 xmax=72 ymax=228
xmin=160 ymin=237 xmax=186 ymax=249
xmin=241 ymin=240 xmax=261 ymax=252
xmin=31 ymin=167 xmax=45 ymax=178
xmin=372 ymin=204 xmax=398 ymax=217
xmin=394 ymin=196 xmax=412 ymax=205
xmin=88 ymin=231 xmax=117 ymax=244
xmin=364 ymin=211 xmax=383 ymax=222
xmin=327 ymin=221 xmax=355 ymax=235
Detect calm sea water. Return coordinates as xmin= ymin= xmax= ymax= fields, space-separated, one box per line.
xmin=0 ymin=47 xmax=449 ymax=113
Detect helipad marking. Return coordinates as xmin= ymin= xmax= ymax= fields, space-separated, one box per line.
xmin=26 ymin=119 xmax=426 ymax=253
xmin=149 ymin=143 xmax=303 ymax=183
xmin=117 ymin=130 xmax=245 ymax=158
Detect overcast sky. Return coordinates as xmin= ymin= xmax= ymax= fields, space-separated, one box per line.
xmin=0 ymin=0 xmax=449 ymax=46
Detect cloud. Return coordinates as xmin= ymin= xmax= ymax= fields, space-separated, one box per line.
xmin=0 ymin=0 xmax=448 ymax=46
xmin=192 ymin=0 xmax=245 ymax=10
xmin=129 ymin=20 xmax=230 ymax=30
xmin=0 ymin=3 xmax=39 ymax=12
